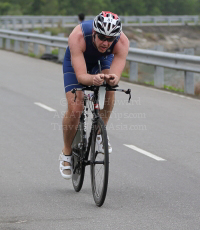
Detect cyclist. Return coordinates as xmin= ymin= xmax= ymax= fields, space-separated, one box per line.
xmin=78 ymin=13 xmax=85 ymax=23
xmin=59 ymin=11 xmax=129 ymax=179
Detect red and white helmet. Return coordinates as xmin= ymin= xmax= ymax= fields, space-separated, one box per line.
xmin=93 ymin=11 xmax=122 ymax=37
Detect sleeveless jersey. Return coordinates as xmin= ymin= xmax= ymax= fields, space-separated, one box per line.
xmin=64 ymin=20 xmax=120 ymax=71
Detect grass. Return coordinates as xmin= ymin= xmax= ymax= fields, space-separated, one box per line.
xmin=122 ymin=72 xmax=130 ymax=78
xmin=164 ymin=85 xmax=184 ymax=93
xmin=52 ymin=48 xmax=58 ymax=55
xmin=11 ymin=39 xmax=15 ymax=45
xmin=145 ymin=81 xmax=154 ymax=86
xmin=144 ymin=33 xmax=158 ymax=41
xmin=29 ymin=27 xmax=73 ymax=37
xmin=28 ymin=52 xmax=36 ymax=58
xmin=144 ymin=81 xmax=184 ymax=92
xmin=158 ymin=33 xmax=165 ymax=40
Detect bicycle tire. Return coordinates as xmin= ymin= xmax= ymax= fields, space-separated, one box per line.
xmin=72 ymin=154 xmax=85 ymax=192
xmin=90 ymin=117 xmax=109 ymax=207
xmin=72 ymin=123 xmax=86 ymax=192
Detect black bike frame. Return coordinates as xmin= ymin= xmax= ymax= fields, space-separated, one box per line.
xmin=83 ymin=86 xmax=101 ymax=166
xmin=71 ymin=84 xmax=131 ymax=167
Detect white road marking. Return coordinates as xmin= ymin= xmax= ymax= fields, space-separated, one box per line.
xmin=34 ymin=102 xmax=56 ymax=112
xmin=124 ymin=144 xmax=166 ymax=161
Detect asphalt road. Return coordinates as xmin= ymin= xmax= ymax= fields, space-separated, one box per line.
xmin=0 ymin=50 xmax=200 ymax=230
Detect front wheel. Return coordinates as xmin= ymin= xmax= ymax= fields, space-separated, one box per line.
xmin=90 ymin=118 xmax=109 ymax=207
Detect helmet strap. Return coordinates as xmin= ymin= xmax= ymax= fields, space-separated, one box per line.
xmin=92 ymin=32 xmax=97 ymax=48
xmin=93 ymin=33 xmax=96 ymax=41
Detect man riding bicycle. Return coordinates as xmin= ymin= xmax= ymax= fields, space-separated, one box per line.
xmin=59 ymin=11 xmax=129 ymax=179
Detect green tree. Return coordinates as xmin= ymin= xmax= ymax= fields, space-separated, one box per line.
xmin=32 ymin=0 xmax=43 ymax=15
xmin=0 ymin=2 xmax=12 ymax=15
xmin=143 ymin=0 xmax=161 ymax=15
xmin=159 ymin=0 xmax=175 ymax=15
xmin=172 ymin=0 xmax=197 ymax=15
xmin=0 ymin=2 xmax=23 ymax=15
xmin=111 ymin=0 xmax=146 ymax=15
xmin=40 ymin=0 xmax=58 ymax=15
xmin=1 ymin=0 xmax=200 ymax=16
xmin=82 ymin=0 xmax=111 ymax=15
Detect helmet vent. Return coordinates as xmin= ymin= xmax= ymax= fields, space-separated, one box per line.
xmin=108 ymin=23 xmax=111 ymax=31
xmin=93 ymin=11 xmax=122 ymax=37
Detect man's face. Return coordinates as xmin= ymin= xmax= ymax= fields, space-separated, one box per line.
xmin=94 ymin=32 xmax=116 ymax=53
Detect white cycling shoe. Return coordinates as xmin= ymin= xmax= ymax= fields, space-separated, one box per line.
xmin=59 ymin=152 xmax=72 ymax=180
xmin=96 ymin=135 xmax=112 ymax=154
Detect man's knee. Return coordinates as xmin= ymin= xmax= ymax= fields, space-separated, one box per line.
xmin=67 ymin=106 xmax=83 ymax=120
xmin=66 ymin=91 xmax=84 ymax=120
xmin=105 ymin=91 xmax=115 ymax=106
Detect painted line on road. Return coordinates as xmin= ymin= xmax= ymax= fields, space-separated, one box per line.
xmin=34 ymin=102 xmax=56 ymax=112
xmin=124 ymin=144 xmax=166 ymax=161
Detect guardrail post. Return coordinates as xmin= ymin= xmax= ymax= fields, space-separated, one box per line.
xmin=12 ymin=19 xmax=16 ymax=30
xmin=168 ymin=18 xmax=171 ymax=25
xmin=184 ymin=48 xmax=195 ymax=95
xmin=23 ymin=29 xmax=29 ymax=54
xmin=154 ymin=45 xmax=164 ymax=88
xmin=14 ymin=40 xmax=20 ymax=52
xmin=153 ymin=18 xmax=157 ymax=25
xmin=5 ymin=20 xmax=8 ymax=29
xmin=139 ymin=17 xmax=143 ymax=25
xmin=24 ymin=42 xmax=29 ymax=54
xmin=0 ymin=37 xmax=3 ymax=48
xmin=129 ymin=42 xmax=138 ymax=82
xmin=62 ymin=19 xmax=65 ymax=27
xmin=31 ymin=19 xmax=35 ymax=29
xmin=181 ymin=17 xmax=185 ymax=25
xmin=22 ymin=19 xmax=25 ymax=30
xmin=6 ymin=37 xmax=11 ymax=50
xmin=41 ymin=18 xmax=45 ymax=29
xmin=14 ymin=30 xmax=20 ymax=52
xmin=44 ymin=31 xmax=51 ymax=54
xmin=58 ymin=33 xmax=65 ymax=62
xmin=124 ymin=17 xmax=128 ymax=24
xmin=33 ymin=30 xmax=39 ymax=56
xmin=52 ymin=19 xmax=55 ymax=28
xmin=194 ymin=17 xmax=198 ymax=25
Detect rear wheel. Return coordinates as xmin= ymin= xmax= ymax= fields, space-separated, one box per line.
xmin=72 ymin=121 xmax=86 ymax=192
xmin=72 ymin=149 xmax=85 ymax=192
xmin=90 ymin=118 xmax=109 ymax=207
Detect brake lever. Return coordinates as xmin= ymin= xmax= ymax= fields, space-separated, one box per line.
xmin=122 ymin=89 xmax=131 ymax=103
xmin=126 ymin=89 xmax=131 ymax=103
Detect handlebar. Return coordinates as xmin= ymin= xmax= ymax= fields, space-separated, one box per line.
xmin=71 ymin=83 xmax=131 ymax=103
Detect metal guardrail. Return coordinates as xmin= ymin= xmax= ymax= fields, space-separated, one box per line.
xmin=0 ymin=29 xmax=199 ymax=95
xmin=0 ymin=29 xmax=68 ymax=48
xmin=0 ymin=15 xmax=199 ymax=29
xmin=127 ymin=47 xmax=200 ymax=72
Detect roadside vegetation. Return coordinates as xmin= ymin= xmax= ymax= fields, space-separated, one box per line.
xmin=0 ymin=0 xmax=200 ymax=16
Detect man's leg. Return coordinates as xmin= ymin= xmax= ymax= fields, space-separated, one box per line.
xmin=100 ymin=91 xmax=115 ymax=126
xmin=96 ymin=91 xmax=115 ymax=154
xmin=62 ymin=91 xmax=84 ymax=170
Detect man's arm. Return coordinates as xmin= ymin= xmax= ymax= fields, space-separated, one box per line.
xmin=69 ymin=25 xmax=104 ymax=86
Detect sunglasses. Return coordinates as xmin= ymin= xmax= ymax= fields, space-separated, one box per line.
xmin=97 ymin=33 xmax=116 ymax=42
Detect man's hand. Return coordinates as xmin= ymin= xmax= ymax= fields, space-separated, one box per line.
xmin=93 ymin=74 xmax=105 ymax=86
xmin=104 ymin=74 xmax=119 ymax=86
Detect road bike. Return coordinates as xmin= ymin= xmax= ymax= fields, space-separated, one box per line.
xmin=71 ymin=80 xmax=131 ymax=207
